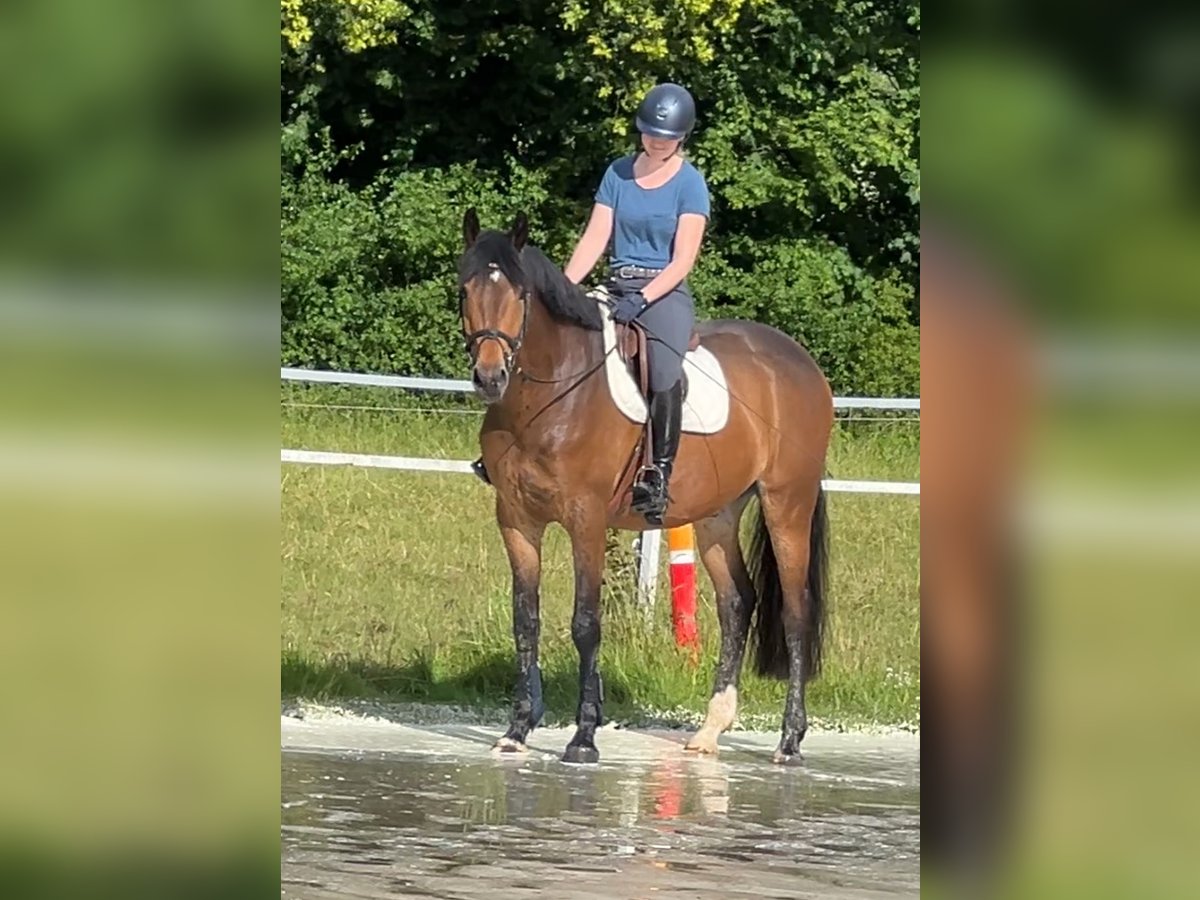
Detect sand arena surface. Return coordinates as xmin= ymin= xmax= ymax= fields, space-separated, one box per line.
xmin=282 ymin=708 xmax=919 ymax=898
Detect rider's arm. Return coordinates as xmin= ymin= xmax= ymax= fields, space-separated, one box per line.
xmin=563 ymin=203 xmax=615 ymax=284
xmin=641 ymin=213 xmax=706 ymax=302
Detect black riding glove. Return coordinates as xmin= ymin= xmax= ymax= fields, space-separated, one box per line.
xmin=611 ymin=291 xmax=647 ymax=324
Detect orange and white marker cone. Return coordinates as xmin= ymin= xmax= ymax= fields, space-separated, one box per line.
xmin=667 ymin=525 xmax=699 ymax=650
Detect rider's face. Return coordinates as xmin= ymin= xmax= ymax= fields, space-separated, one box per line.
xmin=641 ymin=133 xmax=681 ymax=160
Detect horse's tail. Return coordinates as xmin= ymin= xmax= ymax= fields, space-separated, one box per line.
xmin=747 ymin=486 xmax=829 ymax=681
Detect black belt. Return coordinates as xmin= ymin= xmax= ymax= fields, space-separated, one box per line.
xmin=611 ymin=265 xmax=664 ymax=279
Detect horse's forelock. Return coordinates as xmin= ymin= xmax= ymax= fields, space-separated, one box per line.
xmin=459 ymin=230 xmax=525 ymax=288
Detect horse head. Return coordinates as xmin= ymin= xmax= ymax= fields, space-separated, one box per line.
xmin=458 ymin=208 xmax=530 ymax=403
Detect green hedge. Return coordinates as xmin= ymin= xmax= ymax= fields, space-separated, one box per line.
xmin=281 ymin=1 xmax=919 ymax=395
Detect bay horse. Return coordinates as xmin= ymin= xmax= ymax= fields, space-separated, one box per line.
xmin=458 ymin=210 xmax=832 ymax=764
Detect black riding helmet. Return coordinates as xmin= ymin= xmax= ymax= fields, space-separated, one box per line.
xmin=635 ymin=83 xmax=696 ymax=141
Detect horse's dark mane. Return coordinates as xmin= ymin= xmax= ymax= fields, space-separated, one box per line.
xmin=458 ymin=231 xmax=603 ymax=331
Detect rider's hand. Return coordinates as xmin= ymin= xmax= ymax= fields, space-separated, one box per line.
xmin=611 ymin=291 xmax=647 ymax=324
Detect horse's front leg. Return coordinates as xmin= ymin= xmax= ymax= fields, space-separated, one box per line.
xmin=494 ymin=509 xmax=546 ymax=753
xmin=562 ymin=512 xmax=607 ymax=764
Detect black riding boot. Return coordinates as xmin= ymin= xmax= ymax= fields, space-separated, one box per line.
xmin=631 ymin=380 xmax=683 ymax=525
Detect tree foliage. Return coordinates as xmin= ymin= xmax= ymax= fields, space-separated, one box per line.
xmin=281 ymin=0 xmax=919 ymax=394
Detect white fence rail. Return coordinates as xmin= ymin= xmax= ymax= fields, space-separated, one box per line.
xmin=279 ymin=448 xmax=919 ymax=494
xmin=282 ymin=367 xmax=471 ymax=393
xmin=281 ymin=367 xmax=920 ymax=411
xmin=280 ymin=367 xmax=919 ymax=494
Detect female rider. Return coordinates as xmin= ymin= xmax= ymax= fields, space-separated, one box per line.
xmin=472 ymin=83 xmax=709 ymax=526
xmin=564 ymin=82 xmax=709 ymax=524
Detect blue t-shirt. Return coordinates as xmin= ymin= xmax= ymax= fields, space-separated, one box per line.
xmin=594 ymin=155 xmax=710 ymax=269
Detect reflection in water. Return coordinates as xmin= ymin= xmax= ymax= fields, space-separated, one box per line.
xmin=282 ymin=739 xmax=918 ymax=898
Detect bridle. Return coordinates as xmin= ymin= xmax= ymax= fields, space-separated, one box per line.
xmin=460 ymin=262 xmax=529 ymax=375
xmin=459 ymin=258 xmax=615 ymax=391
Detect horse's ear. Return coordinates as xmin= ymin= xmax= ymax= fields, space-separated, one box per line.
xmin=463 ymin=208 xmax=480 ymax=248
xmin=509 ymin=212 xmax=529 ymax=251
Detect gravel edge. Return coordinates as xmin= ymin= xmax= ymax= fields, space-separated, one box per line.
xmin=281 ymin=697 xmax=919 ymax=737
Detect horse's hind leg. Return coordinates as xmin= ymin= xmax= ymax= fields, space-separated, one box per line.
xmin=755 ymin=481 xmax=828 ymax=764
xmin=685 ymin=495 xmax=755 ymax=754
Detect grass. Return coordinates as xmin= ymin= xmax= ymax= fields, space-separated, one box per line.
xmin=281 ymin=383 xmax=919 ymax=731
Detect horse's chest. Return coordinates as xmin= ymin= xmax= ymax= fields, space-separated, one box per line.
xmin=481 ymin=434 xmax=557 ymax=512
xmin=481 ymin=396 xmax=617 ymax=522
xmin=502 ymin=459 xmax=561 ymax=516
xmin=511 ymin=465 xmax=556 ymax=508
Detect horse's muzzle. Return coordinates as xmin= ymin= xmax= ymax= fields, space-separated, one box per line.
xmin=472 ymin=365 xmax=509 ymax=403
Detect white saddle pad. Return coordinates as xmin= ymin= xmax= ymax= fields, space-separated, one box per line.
xmin=588 ymin=288 xmax=729 ymax=434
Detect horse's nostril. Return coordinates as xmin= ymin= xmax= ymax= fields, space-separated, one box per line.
xmin=472 ymin=368 xmax=506 ymax=397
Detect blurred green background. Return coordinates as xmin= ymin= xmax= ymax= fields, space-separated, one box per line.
xmin=923 ymin=10 xmax=1200 ymax=899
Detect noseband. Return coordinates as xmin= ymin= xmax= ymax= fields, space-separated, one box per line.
xmin=461 ymin=262 xmax=529 ymax=374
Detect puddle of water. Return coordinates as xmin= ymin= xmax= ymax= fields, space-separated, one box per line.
xmin=281 ymin=734 xmax=918 ymax=898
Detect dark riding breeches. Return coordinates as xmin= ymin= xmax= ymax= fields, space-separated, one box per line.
xmin=611 ymin=276 xmax=695 ymax=393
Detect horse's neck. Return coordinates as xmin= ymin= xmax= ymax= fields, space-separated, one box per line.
xmin=507 ymin=294 xmax=603 ymax=406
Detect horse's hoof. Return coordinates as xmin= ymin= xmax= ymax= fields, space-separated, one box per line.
xmin=772 ymin=749 xmax=805 ymax=766
xmin=492 ymin=736 xmax=527 ymax=754
xmin=562 ymin=743 xmax=600 ymax=765
xmin=683 ymin=733 xmax=719 ymax=755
